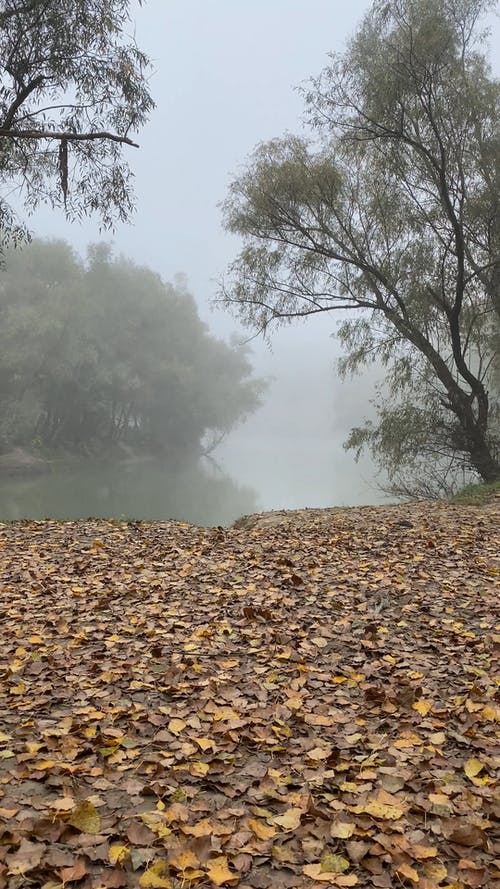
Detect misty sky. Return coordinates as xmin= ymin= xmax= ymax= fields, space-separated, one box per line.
xmin=23 ymin=1 xmax=500 ymax=511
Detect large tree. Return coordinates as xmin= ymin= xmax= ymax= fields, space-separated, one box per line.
xmin=0 ymin=0 xmax=153 ymax=249
xmin=220 ymin=0 xmax=500 ymax=494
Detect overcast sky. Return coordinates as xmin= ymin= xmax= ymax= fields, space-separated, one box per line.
xmin=24 ymin=1 xmax=500 ymax=511
xmin=31 ymin=0 xmax=372 ymax=306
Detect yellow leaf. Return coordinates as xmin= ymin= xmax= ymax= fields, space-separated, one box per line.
xmin=189 ymin=761 xmax=209 ymax=777
xmin=330 ymin=822 xmax=356 ymax=839
xmin=286 ymin=696 xmax=303 ymax=710
xmin=206 ymin=856 xmax=238 ymax=885
xmin=479 ymin=704 xmax=498 ymax=722
xmin=139 ymin=859 xmax=172 ymax=888
xmin=181 ymin=818 xmax=212 ymax=837
xmin=50 ymin=796 xmax=76 ymax=813
xmin=429 ymin=732 xmax=446 ymax=745
xmin=181 ymin=869 xmax=205 ymax=880
xmin=69 ymin=800 xmax=101 ymax=834
xmin=413 ymin=699 xmax=432 ymax=716
xmin=140 ymin=813 xmax=171 ymax=838
xmin=347 ymin=671 xmax=365 ymax=683
xmin=363 ymin=801 xmax=404 ymax=820
xmin=304 ymin=713 xmax=334 ymax=726
xmin=464 ymin=757 xmax=484 ymax=778
xmin=272 ymin=808 xmax=302 ymax=830
xmin=168 ymin=718 xmax=186 ymax=735
xmin=248 ymin=818 xmax=276 ymax=840
xmin=470 ymin=774 xmax=491 ymax=786
xmin=340 ymin=782 xmax=359 ymax=793
xmin=395 ymin=862 xmax=419 ymax=883
xmin=212 ymin=707 xmax=240 ymax=721
xmin=321 ymin=854 xmax=350 ymax=873
xmin=411 ymin=844 xmax=437 ymax=859
xmin=268 ymin=768 xmax=291 ymax=786
xmin=303 ymin=864 xmax=358 ymax=884
xmin=168 ymin=849 xmax=199 ymax=871
xmin=33 ymin=759 xmax=56 ymax=770
xmin=0 ymin=732 xmax=12 ymax=742
xmin=9 ymin=682 xmax=26 ymax=695
xmin=193 ymin=737 xmax=217 ymax=752
xmin=307 ymin=746 xmax=332 ymax=761
xmin=109 ymin=845 xmax=129 ymax=865
xmin=424 ymin=862 xmax=448 ymax=882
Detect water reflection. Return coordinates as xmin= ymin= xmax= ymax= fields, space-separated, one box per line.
xmin=0 ymin=459 xmax=258 ymax=527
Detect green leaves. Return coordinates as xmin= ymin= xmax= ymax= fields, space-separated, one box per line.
xmin=0 ymin=0 xmax=154 ymax=231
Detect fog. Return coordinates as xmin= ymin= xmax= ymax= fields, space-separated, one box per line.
xmin=3 ymin=1 xmax=497 ymax=523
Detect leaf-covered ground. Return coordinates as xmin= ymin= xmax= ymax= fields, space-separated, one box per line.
xmin=0 ymin=501 xmax=498 ymax=889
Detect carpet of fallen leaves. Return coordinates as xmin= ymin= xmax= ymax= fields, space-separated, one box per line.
xmin=0 ymin=501 xmax=499 ymax=889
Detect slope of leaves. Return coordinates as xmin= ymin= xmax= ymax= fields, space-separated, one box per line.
xmin=0 ymin=501 xmax=498 ymax=889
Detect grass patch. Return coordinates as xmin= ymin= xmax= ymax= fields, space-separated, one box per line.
xmin=449 ymin=478 xmax=500 ymax=505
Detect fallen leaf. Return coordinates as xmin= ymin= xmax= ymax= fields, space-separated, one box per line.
xmin=206 ymin=856 xmax=238 ymax=885
xmin=139 ymin=860 xmax=172 ymax=888
xmin=6 ymin=839 xmax=44 ymax=875
xmin=59 ymin=858 xmax=88 ymax=883
xmin=272 ymin=807 xmax=302 ymax=830
xmin=331 ymin=822 xmax=356 ymax=839
xmin=68 ymin=800 xmax=101 ymax=834
xmin=109 ymin=845 xmax=130 ymax=865
xmin=464 ymin=758 xmax=484 ymax=779
xmin=248 ymin=818 xmax=276 ymax=840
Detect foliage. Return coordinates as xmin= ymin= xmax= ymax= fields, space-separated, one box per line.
xmin=0 ymin=0 xmax=153 ymax=248
xmin=344 ymin=347 xmax=500 ymax=499
xmin=449 ymin=477 xmax=500 ymax=505
xmin=219 ymin=0 xmax=500 ymax=493
xmin=0 ymin=238 xmax=264 ymax=458
xmin=0 ymin=501 xmax=498 ymax=886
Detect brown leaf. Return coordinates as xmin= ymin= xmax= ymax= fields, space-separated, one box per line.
xmin=59 ymin=857 xmax=88 ymax=882
xmin=6 ymin=839 xmax=44 ymax=875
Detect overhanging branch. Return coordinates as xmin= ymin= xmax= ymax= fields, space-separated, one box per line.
xmin=0 ymin=128 xmax=139 ymax=147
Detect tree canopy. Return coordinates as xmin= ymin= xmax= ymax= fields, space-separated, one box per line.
xmin=220 ymin=0 xmax=500 ymax=495
xmin=0 ymin=239 xmax=264 ymax=459
xmin=0 ymin=0 xmax=153 ymax=249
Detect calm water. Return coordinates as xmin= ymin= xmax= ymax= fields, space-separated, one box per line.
xmin=0 ymin=459 xmax=259 ymax=527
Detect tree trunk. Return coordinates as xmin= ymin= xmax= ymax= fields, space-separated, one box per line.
xmin=387 ymin=309 xmax=500 ymax=483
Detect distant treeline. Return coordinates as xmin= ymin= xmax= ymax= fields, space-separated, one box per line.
xmin=0 ymin=239 xmax=265 ymax=460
